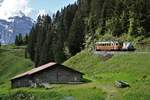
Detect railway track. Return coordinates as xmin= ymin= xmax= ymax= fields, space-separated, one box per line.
xmin=93 ymin=51 xmax=150 ymax=55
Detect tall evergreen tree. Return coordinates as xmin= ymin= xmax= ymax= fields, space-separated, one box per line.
xmin=15 ymin=35 xmax=19 ymax=46
xmin=68 ymin=15 xmax=85 ymax=55
xmin=18 ymin=34 xmax=23 ymax=45
xmin=53 ymin=16 xmax=66 ymax=63
xmin=24 ymin=34 xmax=29 ymax=44
xmin=28 ymin=26 xmax=37 ymax=61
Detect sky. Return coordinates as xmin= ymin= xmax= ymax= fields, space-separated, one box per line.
xmin=0 ymin=0 xmax=77 ymax=20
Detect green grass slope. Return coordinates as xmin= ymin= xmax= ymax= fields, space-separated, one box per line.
xmin=64 ymin=50 xmax=150 ymax=100
xmin=0 ymin=45 xmax=150 ymax=100
xmin=0 ymin=46 xmax=33 ymax=89
xmin=0 ymin=46 xmax=105 ymax=100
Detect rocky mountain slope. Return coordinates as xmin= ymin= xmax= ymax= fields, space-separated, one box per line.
xmin=0 ymin=16 xmax=34 ymax=44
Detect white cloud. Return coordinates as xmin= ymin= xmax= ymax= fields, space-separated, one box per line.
xmin=0 ymin=0 xmax=32 ymax=20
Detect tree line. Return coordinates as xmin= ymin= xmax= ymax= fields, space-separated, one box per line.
xmin=27 ymin=0 xmax=150 ymax=67
xmin=15 ymin=34 xmax=29 ymax=46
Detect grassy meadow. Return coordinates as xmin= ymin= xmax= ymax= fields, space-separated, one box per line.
xmin=0 ymin=45 xmax=150 ymax=100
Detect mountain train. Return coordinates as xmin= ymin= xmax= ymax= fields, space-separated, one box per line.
xmin=95 ymin=41 xmax=135 ymax=51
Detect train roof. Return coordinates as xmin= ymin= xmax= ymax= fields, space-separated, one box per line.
xmin=95 ymin=41 xmax=119 ymax=44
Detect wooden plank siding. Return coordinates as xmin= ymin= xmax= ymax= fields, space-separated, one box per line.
xmin=11 ymin=63 xmax=84 ymax=88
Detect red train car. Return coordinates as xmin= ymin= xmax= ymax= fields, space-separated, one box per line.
xmin=95 ymin=41 xmax=122 ymax=51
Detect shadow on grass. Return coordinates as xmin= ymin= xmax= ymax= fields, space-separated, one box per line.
xmin=82 ymin=78 xmax=92 ymax=83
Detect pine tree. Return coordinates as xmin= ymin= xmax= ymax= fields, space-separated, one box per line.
xmin=24 ymin=34 xmax=29 ymax=45
xmin=39 ymin=32 xmax=54 ymax=65
xmin=68 ymin=15 xmax=85 ymax=55
xmin=32 ymin=15 xmax=52 ymax=66
xmin=15 ymin=35 xmax=19 ymax=46
xmin=27 ymin=26 xmax=37 ymax=61
xmin=63 ymin=4 xmax=77 ymax=38
xmin=53 ymin=16 xmax=66 ymax=63
xmin=18 ymin=34 xmax=23 ymax=45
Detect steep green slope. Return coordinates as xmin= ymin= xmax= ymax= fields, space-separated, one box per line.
xmin=0 ymin=46 xmax=33 ymax=88
xmin=64 ymin=50 xmax=150 ymax=100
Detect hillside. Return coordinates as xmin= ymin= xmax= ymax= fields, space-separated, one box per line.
xmin=0 ymin=46 xmax=105 ymax=100
xmin=27 ymin=0 xmax=150 ymax=67
xmin=0 ymin=45 xmax=33 ymax=89
xmin=1 ymin=0 xmax=150 ymax=100
xmin=64 ymin=50 xmax=150 ymax=99
xmin=0 ymin=46 xmax=150 ymax=100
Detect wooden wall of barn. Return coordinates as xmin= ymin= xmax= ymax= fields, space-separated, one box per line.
xmin=11 ymin=76 xmax=31 ymax=88
xmin=32 ymin=65 xmax=83 ymax=84
xmin=11 ymin=65 xmax=83 ymax=88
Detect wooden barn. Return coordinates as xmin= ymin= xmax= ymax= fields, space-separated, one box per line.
xmin=11 ymin=62 xmax=84 ymax=88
